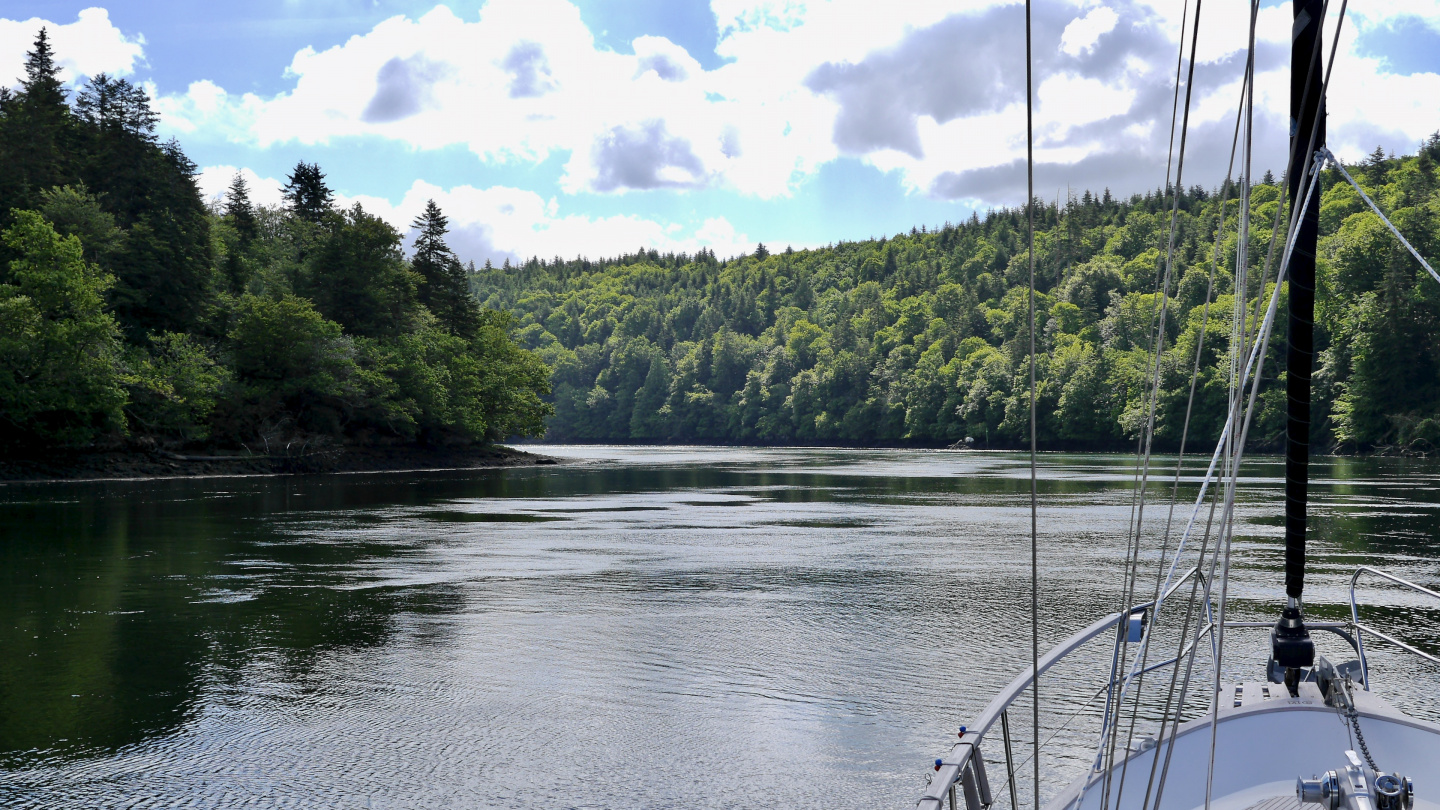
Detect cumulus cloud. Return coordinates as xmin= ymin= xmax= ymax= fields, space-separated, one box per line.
xmin=591 ymin=120 xmax=710 ymax=191
xmin=500 ymin=41 xmax=555 ymax=98
xmin=0 ymin=8 xmax=145 ymax=87
xmin=152 ymin=0 xmax=833 ymax=199
xmin=195 ymin=165 xmax=286 ymax=208
xmin=805 ymin=5 xmax=1037 ymax=158
xmin=1061 ymin=7 xmax=1120 ymax=56
xmin=363 ymin=55 xmax=453 ymax=122
xmin=334 ymin=180 xmax=756 ymax=264
xmin=151 ymin=0 xmax=1440 ymax=210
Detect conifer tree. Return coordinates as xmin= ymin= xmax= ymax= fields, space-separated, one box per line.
xmin=1365 ymin=145 xmax=1388 ymax=183
xmin=283 ymin=162 xmax=334 ymax=223
xmin=225 ymin=173 xmax=258 ymax=244
xmin=22 ymin=28 xmax=66 ymax=108
xmin=410 ymin=199 xmax=481 ymax=337
xmin=0 ymin=29 xmax=77 ymax=221
xmin=75 ymin=74 xmax=157 ymax=138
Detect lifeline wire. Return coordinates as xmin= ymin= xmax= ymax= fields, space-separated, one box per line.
xmin=1024 ymin=0 xmax=1040 ymax=807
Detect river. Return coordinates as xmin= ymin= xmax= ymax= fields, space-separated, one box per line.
xmin=1 ymin=447 xmax=1437 ymax=808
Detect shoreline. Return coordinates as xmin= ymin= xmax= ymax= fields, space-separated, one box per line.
xmin=0 ymin=444 xmax=563 ymax=484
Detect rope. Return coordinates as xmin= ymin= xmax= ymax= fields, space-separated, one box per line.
xmin=1024 ymin=1 xmax=1039 ymax=808
xmin=1148 ymin=145 xmax=1298 ymax=810
xmin=1152 ymin=153 xmax=1324 ymax=810
xmin=1202 ymin=0 xmax=1354 ymax=794
xmin=1323 ymin=148 xmax=1440 ymax=286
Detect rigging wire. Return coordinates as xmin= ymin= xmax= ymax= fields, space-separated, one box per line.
xmin=1109 ymin=0 xmax=1197 ymax=704
xmin=1149 ymin=0 xmax=1347 ymax=798
xmin=1204 ymin=0 xmax=1352 ymax=801
xmin=1202 ymin=150 xmax=1328 ymax=810
xmin=1324 ymin=149 xmax=1440 ymax=284
xmin=1112 ymin=36 xmax=1258 ymax=806
xmin=1099 ymin=0 xmax=1205 ymax=804
xmin=1090 ymin=0 xmax=1202 ymax=790
xmin=1024 ymin=0 xmax=1039 ymax=808
xmin=1149 ymin=162 xmax=1305 ymax=810
xmin=1090 ymin=0 xmax=1200 ymax=799
xmin=1143 ymin=136 xmax=1293 ymax=810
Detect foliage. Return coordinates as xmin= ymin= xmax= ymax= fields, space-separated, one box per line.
xmin=411 ymin=199 xmax=482 ymax=337
xmin=478 ymin=144 xmax=1440 ymax=452
xmin=0 ymin=30 xmax=552 ymax=452
xmin=122 ymin=331 xmax=230 ymax=441
xmin=283 ymin=161 xmax=334 ymax=224
xmin=0 ymin=210 xmax=125 ymax=447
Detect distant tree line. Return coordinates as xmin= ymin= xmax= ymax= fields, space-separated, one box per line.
xmin=0 ymin=30 xmax=551 ymax=453
xmin=476 ymin=139 xmax=1440 ymax=452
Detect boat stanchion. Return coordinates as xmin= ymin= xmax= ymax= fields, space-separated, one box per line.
xmin=1000 ymin=709 xmax=1019 ymax=810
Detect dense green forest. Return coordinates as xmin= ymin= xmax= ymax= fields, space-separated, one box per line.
xmin=476 ymin=140 xmax=1440 ymax=452
xmin=0 ymin=31 xmax=551 ymax=454
xmin=5 ymin=29 xmax=1438 ymax=456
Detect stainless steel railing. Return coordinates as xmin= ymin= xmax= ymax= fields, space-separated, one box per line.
xmin=921 ymin=564 xmax=1440 ymax=810
xmin=918 ymin=567 xmax=1210 ymax=810
xmin=1350 ymin=565 xmax=1440 ymax=689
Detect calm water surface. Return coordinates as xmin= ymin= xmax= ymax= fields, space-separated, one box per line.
xmin=2 ymin=447 xmax=1438 ymax=808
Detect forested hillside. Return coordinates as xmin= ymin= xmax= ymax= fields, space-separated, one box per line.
xmin=0 ymin=31 xmax=551 ymax=454
xmin=477 ymin=141 xmax=1440 ymax=452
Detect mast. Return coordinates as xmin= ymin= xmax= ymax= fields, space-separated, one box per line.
xmin=1272 ymin=0 xmax=1324 ymax=690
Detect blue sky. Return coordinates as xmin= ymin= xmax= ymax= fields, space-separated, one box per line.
xmin=3 ymin=1 xmax=1439 ymax=265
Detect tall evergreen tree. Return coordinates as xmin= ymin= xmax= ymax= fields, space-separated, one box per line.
xmin=0 ymin=29 xmax=77 ymax=224
xmin=283 ymin=162 xmax=334 ymax=223
xmin=21 ymin=28 xmax=66 ymax=107
xmin=301 ymin=203 xmax=417 ymax=338
xmin=225 ymin=173 xmax=258 ymax=244
xmin=1365 ymin=146 xmax=1389 ymax=183
xmin=410 ymin=199 xmax=481 ymax=337
xmin=106 ymin=138 xmax=216 ymax=338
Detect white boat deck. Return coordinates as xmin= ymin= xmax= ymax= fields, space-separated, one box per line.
xmin=1050 ymin=682 xmax=1440 ymax=810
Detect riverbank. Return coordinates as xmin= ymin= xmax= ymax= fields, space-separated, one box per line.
xmin=0 ymin=443 xmax=562 ymax=483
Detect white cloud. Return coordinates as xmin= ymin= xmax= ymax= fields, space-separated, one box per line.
xmin=197 ymin=167 xmax=755 ymax=264
xmin=195 ymin=165 xmax=287 ymax=209
xmin=0 ymin=8 xmax=145 ymax=88
xmin=1061 ymin=6 xmax=1119 ymax=56
xmin=157 ymin=0 xmax=1440 ymax=208
xmin=344 ymin=181 xmax=756 ymax=262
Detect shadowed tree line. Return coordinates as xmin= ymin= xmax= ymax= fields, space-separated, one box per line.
xmin=0 ymin=31 xmax=551 ymax=454
xmin=477 ymin=140 xmax=1440 ymax=453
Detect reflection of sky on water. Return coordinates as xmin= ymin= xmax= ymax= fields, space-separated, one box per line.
xmin=0 ymin=447 xmax=1436 ymax=808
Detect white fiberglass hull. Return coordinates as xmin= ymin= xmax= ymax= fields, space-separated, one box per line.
xmin=1050 ymin=682 xmax=1440 ymax=810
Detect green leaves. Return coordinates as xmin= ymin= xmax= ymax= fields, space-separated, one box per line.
xmin=0 ymin=211 xmax=125 ymax=447
xmin=0 ymin=30 xmax=553 ymax=453
xmin=469 ymin=143 xmax=1440 ymax=451
xmin=122 ymin=332 xmax=230 ymax=441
